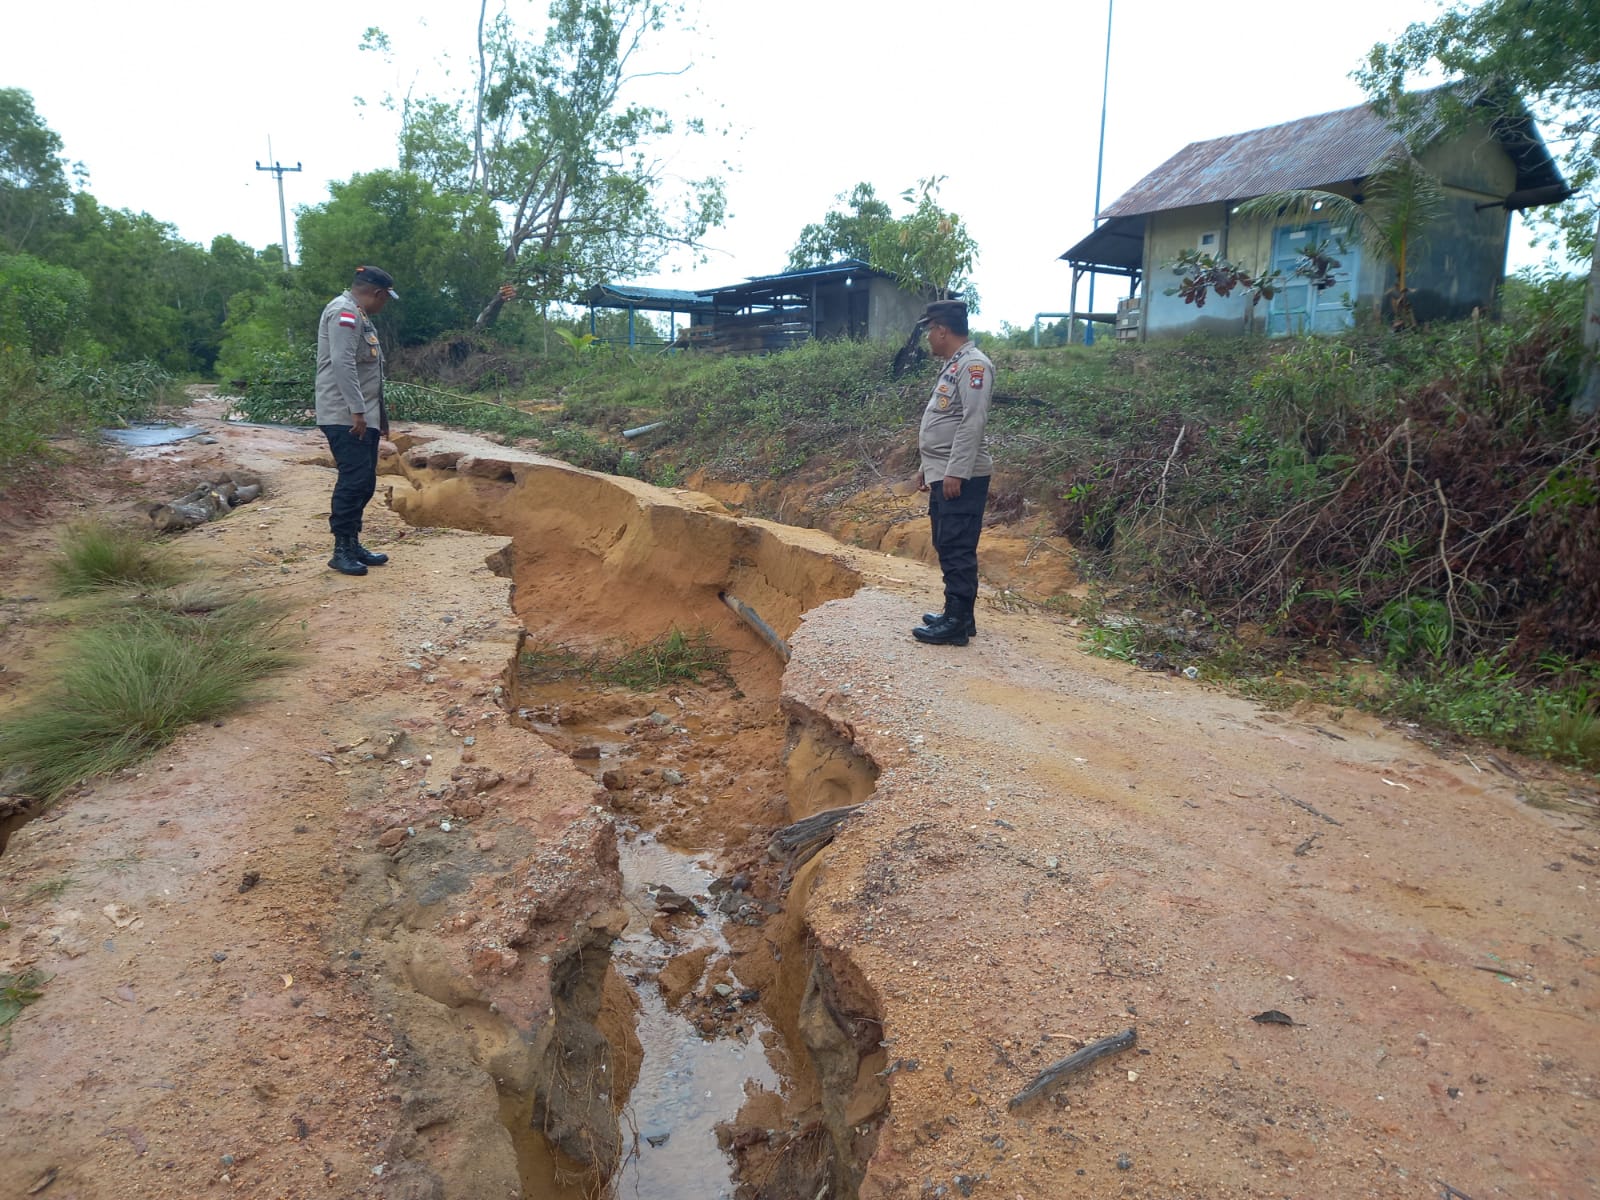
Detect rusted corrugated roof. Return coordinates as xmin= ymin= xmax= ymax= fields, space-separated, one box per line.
xmin=1100 ymin=100 xmax=1407 ymax=219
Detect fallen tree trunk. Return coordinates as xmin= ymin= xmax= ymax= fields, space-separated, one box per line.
xmin=1007 ymin=1028 xmax=1139 ymax=1110
xmin=140 ymin=472 xmax=263 ymax=532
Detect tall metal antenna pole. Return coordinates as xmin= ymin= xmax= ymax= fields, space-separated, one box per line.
xmin=1088 ymin=0 xmax=1114 ymax=323
xmin=255 ymin=145 xmax=302 ymax=270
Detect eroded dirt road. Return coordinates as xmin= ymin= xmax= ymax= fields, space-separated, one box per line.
xmin=1 ymin=394 xmax=1596 ymax=1200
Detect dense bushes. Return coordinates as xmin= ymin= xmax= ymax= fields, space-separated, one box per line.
xmin=1056 ymin=300 xmax=1598 ymax=677
xmin=0 ymin=252 xmax=89 ymax=356
xmin=0 ymin=352 xmax=175 ymax=486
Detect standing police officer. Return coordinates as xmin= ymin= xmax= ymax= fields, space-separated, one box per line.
xmin=912 ymin=300 xmax=993 ymax=646
xmin=315 ymin=265 xmax=398 ymax=576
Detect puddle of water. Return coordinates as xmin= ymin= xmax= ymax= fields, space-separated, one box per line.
xmin=609 ymin=832 xmax=780 ymax=1200
xmin=101 ymin=423 xmax=205 ymax=447
xmin=508 ymin=674 xmax=792 ymax=1198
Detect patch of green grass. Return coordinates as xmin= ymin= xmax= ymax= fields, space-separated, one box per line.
xmin=0 ymin=968 xmax=50 ymax=1027
xmin=88 ymin=851 xmax=145 ymax=877
xmin=1545 ymin=707 xmax=1600 ymax=768
xmin=1379 ymin=659 xmax=1600 ymax=771
xmin=51 ymin=521 xmax=187 ymax=595
xmin=602 ymin=629 xmax=729 ymax=690
xmin=140 ymin=580 xmax=238 ymax=615
xmin=519 ymin=627 xmax=730 ymax=692
xmin=23 ymin=876 xmax=73 ymax=902
xmin=0 ymin=597 xmax=293 ymax=800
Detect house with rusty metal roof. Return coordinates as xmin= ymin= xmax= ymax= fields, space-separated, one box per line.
xmin=1060 ymin=92 xmax=1567 ymax=340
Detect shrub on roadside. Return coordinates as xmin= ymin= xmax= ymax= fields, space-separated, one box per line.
xmin=50 ymin=520 xmax=187 ymax=595
xmin=0 ymin=352 xmax=174 ymax=489
xmin=0 ymin=595 xmax=292 ymax=800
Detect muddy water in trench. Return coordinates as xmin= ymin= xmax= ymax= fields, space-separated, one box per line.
xmin=382 ymin=447 xmax=880 ymax=1197
xmin=611 ymin=834 xmax=782 ymax=1199
xmin=512 ymin=687 xmax=792 ymax=1199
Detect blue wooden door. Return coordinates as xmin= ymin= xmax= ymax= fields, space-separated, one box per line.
xmin=1267 ymin=221 xmax=1359 ymax=335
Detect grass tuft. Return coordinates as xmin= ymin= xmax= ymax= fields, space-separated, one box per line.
xmin=51 ymin=521 xmax=186 ymax=595
xmin=141 ymin=580 xmax=238 ymax=615
xmin=0 ymin=597 xmax=293 ymax=800
xmin=602 ymin=629 xmax=730 ymax=690
xmin=1545 ymin=708 xmax=1600 ymax=768
xmin=0 ymin=968 xmax=50 ymax=1027
xmin=23 ymin=876 xmax=73 ymax=902
xmin=519 ymin=627 xmax=730 ymax=692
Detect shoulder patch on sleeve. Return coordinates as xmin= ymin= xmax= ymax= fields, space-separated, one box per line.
xmin=338 ymin=311 xmax=358 ymax=328
xmin=967 ymin=364 xmax=985 ymax=389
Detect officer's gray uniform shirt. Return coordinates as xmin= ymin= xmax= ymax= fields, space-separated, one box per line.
xmin=918 ymin=340 xmax=995 ymax=483
xmin=315 ymin=291 xmax=383 ymax=426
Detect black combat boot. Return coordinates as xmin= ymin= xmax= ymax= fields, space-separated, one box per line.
xmin=920 ymin=605 xmax=977 ymax=637
xmin=328 ymin=535 xmax=368 ymax=576
xmin=913 ymin=597 xmax=973 ymax=646
xmin=350 ymin=537 xmax=388 ymax=566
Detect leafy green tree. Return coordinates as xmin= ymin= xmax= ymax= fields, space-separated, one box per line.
xmin=371 ymin=0 xmax=726 ymax=330
xmin=213 ymin=271 xmax=322 ymax=386
xmin=294 ymin=169 xmax=504 ymax=346
xmin=181 ymin=235 xmax=279 ymax=369
xmin=51 ymin=196 xmax=198 ymax=369
xmin=867 ymin=177 xmax=979 ymax=308
xmin=0 ymin=88 xmax=77 ymax=254
xmin=0 ymin=93 xmax=270 ymax=374
xmin=0 ymin=252 xmax=89 ymax=356
xmin=1357 ymin=3 xmax=1597 ymax=261
xmin=787 ymin=183 xmax=892 ymax=271
xmin=397 ymin=97 xmax=477 ymax=191
xmin=1356 ymin=0 xmax=1600 ymax=408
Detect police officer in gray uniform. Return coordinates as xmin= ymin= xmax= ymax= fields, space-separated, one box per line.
xmin=315 ymin=265 xmax=398 ymax=576
xmin=913 ymin=299 xmax=993 ymax=646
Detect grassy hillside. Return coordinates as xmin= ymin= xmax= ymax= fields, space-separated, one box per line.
xmin=227 ymin=283 xmax=1598 ymax=770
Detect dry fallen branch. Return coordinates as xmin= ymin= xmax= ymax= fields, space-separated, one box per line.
xmin=1007 ymin=1027 xmax=1138 ymax=1110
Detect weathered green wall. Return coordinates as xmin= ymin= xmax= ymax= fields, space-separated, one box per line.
xmin=1144 ymin=202 xmax=1253 ymax=337
xmin=1411 ymin=119 xmax=1517 ymax=321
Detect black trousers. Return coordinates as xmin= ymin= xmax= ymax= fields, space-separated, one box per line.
xmin=321 ymin=424 xmax=379 ymax=536
xmin=928 ymin=474 xmax=989 ymax=608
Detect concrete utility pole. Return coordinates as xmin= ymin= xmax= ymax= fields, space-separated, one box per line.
xmin=255 ymin=151 xmax=302 ymax=270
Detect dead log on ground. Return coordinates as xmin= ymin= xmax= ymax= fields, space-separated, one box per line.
xmin=140 ymin=472 xmax=264 ymax=532
xmin=1007 ymin=1027 xmax=1138 ymax=1110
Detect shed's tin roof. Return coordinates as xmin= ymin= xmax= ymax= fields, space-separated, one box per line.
xmin=1098 ymin=90 xmax=1563 ymax=220
xmin=1101 ymin=102 xmax=1410 ymax=219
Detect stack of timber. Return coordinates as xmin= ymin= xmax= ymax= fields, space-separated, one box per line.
xmin=678 ymin=307 xmax=812 ymax=355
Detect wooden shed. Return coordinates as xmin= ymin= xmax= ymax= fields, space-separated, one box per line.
xmin=586 ymin=260 xmax=926 ymax=354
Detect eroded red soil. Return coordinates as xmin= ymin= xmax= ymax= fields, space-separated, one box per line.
xmin=0 ymin=396 xmax=1595 ymax=1200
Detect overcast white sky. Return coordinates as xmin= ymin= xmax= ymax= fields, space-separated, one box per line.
xmin=1 ymin=0 xmax=1558 ymax=328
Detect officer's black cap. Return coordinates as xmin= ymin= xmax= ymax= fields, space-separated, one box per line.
xmin=353 ymin=265 xmax=399 ymax=299
xmin=922 ymin=299 xmax=967 ymax=330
